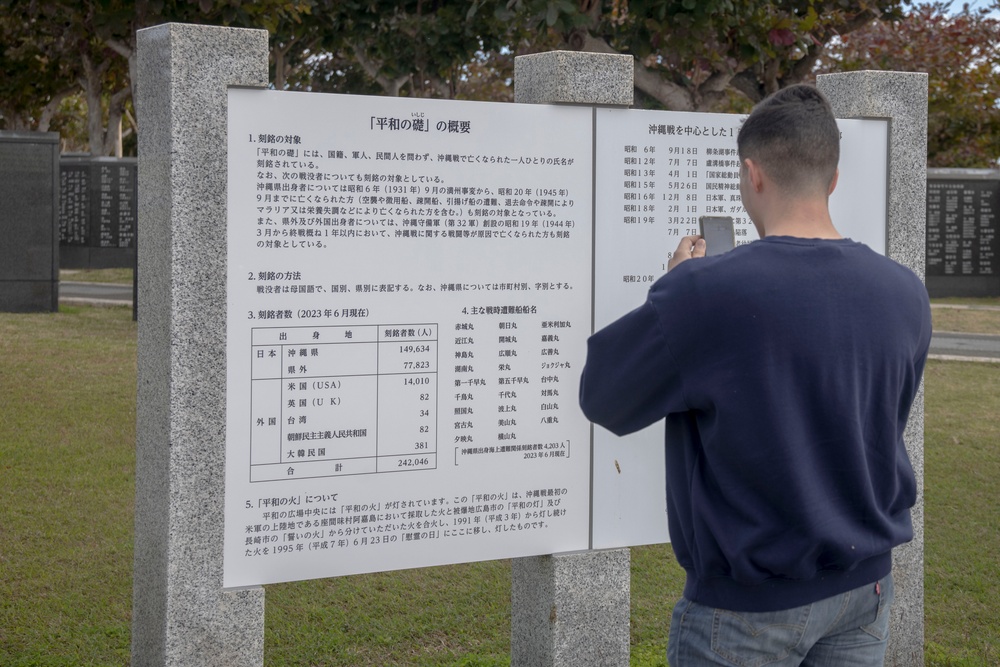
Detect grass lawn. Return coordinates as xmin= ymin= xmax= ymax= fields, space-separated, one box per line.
xmin=923 ymin=361 xmax=1000 ymax=666
xmin=59 ymin=268 xmax=134 ymax=285
xmin=0 ymin=306 xmax=136 ymax=666
xmin=0 ymin=304 xmax=997 ymax=665
xmin=932 ymin=301 xmax=1000 ymax=336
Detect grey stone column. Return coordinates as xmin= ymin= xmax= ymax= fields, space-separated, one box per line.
xmin=511 ymin=50 xmax=633 ymax=667
xmin=132 ymin=24 xmax=269 ymax=667
xmin=818 ymin=71 xmax=929 ymax=667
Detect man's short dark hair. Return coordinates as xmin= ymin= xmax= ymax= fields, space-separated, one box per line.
xmin=737 ymin=84 xmax=840 ymax=197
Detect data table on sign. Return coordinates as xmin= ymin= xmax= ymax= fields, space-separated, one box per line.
xmin=248 ymin=324 xmax=438 ymax=482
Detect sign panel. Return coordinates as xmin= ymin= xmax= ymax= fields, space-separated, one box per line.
xmin=225 ymin=89 xmax=594 ymax=587
xmin=927 ymin=173 xmax=999 ymax=277
xmin=590 ymin=109 xmax=890 ymax=548
xmin=225 ymin=91 xmax=892 ymax=583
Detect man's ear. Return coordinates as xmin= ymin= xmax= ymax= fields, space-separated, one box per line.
xmin=827 ymin=168 xmax=840 ymax=196
xmin=745 ymin=158 xmax=765 ymax=193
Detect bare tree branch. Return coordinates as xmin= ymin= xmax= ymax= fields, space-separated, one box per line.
xmin=352 ymin=43 xmax=410 ymax=96
xmin=37 ymin=85 xmax=79 ymax=132
xmin=571 ymin=31 xmax=697 ymax=110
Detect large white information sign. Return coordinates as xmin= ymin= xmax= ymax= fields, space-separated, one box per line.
xmin=225 ymin=90 xmax=594 ymax=587
xmin=225 ymin=89 xmax=890 ymax=586
xmin=590 ymin=109 xmax=889 ymax=548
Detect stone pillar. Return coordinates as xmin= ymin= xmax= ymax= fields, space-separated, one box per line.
xmin=818 ymin=71 xmax=929 ymax=667
xmin=514 ymin=50 xmax=634 ymax=106
xmin=511 ymin=550 xmax=632 ymax=666
xmin=132 ymin=24 xmax=269 ymax=667
xmin=511 ymin=50 xmax=633 ymax=667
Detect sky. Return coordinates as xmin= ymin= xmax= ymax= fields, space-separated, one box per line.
xmin=951 ymin=0 xmax=1000 ymax=15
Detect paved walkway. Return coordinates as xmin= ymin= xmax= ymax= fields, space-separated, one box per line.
xmin=931 ymin=302 xmax=1000 ymax=312
xmin=929 ymin=332 xmax=1000 ymax=363
xmin=927 ymin=303 xmax=1000 ymax=362
xmin=60 ymin=281 xmax=133 ymax=307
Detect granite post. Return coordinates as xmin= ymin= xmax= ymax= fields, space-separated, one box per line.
xmin=819 ymin=71 xmax=929 ymax=667
xmin=132 ymin=24 xmax=269 ymax=667
xmin=511 ymin=50 xmax=634 ymax=667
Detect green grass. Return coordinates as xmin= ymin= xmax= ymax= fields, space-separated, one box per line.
xmin=931 ymin=297 xmax=1000 ymax=336
xmin=59 ymin=268 xmax=134 ymax=285
xmin=931 ymin=297 xmax=1000 ymax=308
xmin=932 ymin=307 xmax=1000 ymax=335
xmin=0 ymin=306 xmax=136 ymax=666
xmin=924 ymin=361 xmax=1000 ymax=666
xmin=265 ymin=562 xmax=517 ymax=666
xmin=1 ymin=305 xmax=998 ymax=665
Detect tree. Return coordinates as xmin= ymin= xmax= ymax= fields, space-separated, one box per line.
xmin=20 ymin=0 xmax=918 ymax=150
xmin=502 ymin=0 xmax=909 ymax=112
xmin=277 ymin=1 xmax=522 ymax=99
xmin=6 ymin=0 xmax=314 ymax=155
xmin=5 ymin=0 xmax=517 ymax=154
xmin=820 ymin=1 xmax=1000 ymax=167
xmin=0 ymin=3 xmax=79 ymax=133
xmin=9 ymin=0 xmax=150 ymax=155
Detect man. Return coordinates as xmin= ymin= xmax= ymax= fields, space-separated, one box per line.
xmin=579 ymin=85 xmax=931 ymax=665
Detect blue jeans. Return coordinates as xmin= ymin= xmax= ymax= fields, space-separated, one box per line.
xmin=667 ymin=574 xmax=894 ymax=666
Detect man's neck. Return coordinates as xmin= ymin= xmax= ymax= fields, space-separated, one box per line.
xmin=758 ymin=198 xmax=841 ymax=240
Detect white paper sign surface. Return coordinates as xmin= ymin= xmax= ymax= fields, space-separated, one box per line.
xmin=225 ymin=89 xmax=595 ymax=587
xmin=590 ymin=108 xmax=889 ymax=548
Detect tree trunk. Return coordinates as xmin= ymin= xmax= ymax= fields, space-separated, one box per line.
xmin=103 ymin=87 xmax=131 ymax=157
xmin=0 ymin=109 xmax=30 ymax=131
xmin=570 ymin=31 xmax=703 ymax=110
xmin=273 ymin=41 xmax=291 ymax=90
xmin=37 ymin=87 xmax=78 ymax=132
xmin=80 ymin=52 xmax=132 ymax=156
xmin=80 ymin=54 xmax=109 ymax=156
xmin=352 ymin=43 xmax=410 ymax=96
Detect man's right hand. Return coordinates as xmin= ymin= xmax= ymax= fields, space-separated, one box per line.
xmin=667 ymin=236 xmax=706 ymax=272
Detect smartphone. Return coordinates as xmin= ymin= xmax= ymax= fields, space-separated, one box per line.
xmin=698 ymin=216 xmax=736 ymax=257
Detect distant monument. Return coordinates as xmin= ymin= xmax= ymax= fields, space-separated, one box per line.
xmin=926 ymin=168 xmax=1000 ymax=297
xmin=0 ymin=131 xmax=60 ymax=313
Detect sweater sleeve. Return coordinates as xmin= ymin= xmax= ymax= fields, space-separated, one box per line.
xmin=579 ymin=296 xmax=687 ymax=436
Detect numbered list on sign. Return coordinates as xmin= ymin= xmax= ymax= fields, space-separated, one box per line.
xmin=224 ymin=89 xmax=595 ymax=586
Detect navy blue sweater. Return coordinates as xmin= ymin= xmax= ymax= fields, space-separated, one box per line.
xmin=580 ymin=236 xmax=932 ymax=612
